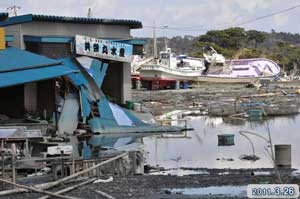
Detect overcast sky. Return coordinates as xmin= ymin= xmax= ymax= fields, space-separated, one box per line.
xmin=1 ymin=0 xmax=300 ymax=37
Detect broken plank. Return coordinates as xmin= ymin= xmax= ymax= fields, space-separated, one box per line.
xmin=39 ymin=178 xmax=97 ymax=199
xmin=0 ymin=178 xmax=81 ymax=199
xmin=88 ymin=187 xmax=116 ymax=199
xmin=0 ymin=177 xmax=89 ymax=196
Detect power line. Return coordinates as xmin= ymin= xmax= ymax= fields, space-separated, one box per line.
xmin=143 ymin=3 xmax=300 ymax=32
xmin=234 ymin=3 xmax=300 ymax=26
xmin=143 ymin=25 xmax=207 ymax=32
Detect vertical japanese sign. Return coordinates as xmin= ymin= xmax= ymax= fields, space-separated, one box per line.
xmin=75 ymin=35 xmax=133 ymax=63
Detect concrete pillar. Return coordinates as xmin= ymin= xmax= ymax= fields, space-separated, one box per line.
xmin=121 ymin=62 xmax=132 ymax=104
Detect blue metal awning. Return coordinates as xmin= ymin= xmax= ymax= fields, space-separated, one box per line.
xmin=0 ymin=47 xmax=78 ymax=88
xmin=0 ymin=65 xmax=77 ymax=88
xmin=0 ymin=47 xmax=62 ymax=72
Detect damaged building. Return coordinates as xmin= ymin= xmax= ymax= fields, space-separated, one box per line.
xmin=0 ymin=13 xmax=144 ymax=104
xmin=0 ymin=13 xmax=183 ymax=180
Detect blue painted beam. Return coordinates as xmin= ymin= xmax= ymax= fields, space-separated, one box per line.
xmin=24 ymin=35 xmax=73 ymax=43
xmin=5 ymin=35 xmax=14 ymax=42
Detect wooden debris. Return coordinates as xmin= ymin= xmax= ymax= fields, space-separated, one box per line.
xmin=0 ymin=178 xmax=81 ymax=199
xmin=0 ymin=177 xmax=89 ymax=196
xmin=39 ymin=178 xmax=97 ymax=199
xmin=0 ymin=152 xmax=127 ymax=196
xmin=40 ymin=152 xmax=127 ymax=190
xmin=88 ymin=187 xmax=116 ymax=199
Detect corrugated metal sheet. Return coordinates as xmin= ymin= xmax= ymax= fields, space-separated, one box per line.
xmin=60 ymin=57 xmax=186 ymax=135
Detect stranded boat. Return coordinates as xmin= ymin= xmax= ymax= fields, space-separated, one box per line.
xmin=197 ymin=59 xmax=281 ymax=83
xmin=136 ymin=47 xmax=280 ymax=90
xmin=138 ymin=48 xmax=205 ymax=89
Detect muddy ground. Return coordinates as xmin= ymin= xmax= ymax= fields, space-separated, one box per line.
xmin=2 ymin=169 xmax=300 ymax=199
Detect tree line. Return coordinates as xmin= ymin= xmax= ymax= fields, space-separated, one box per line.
xmin=141 ymin=28 xmax=300 ymax=71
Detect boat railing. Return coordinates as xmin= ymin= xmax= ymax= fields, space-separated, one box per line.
xmin=141 ymin=64 xmax=203 ymax=75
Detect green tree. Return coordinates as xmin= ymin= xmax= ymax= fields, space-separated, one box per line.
xmin=198 ymin=27 xmax=246 ymax=50
xmin=246 ymin=30 xmax=267 ymax=48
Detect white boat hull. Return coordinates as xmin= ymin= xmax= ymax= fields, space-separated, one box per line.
xmin=195 ymin=75 xmax=275 ymax=83
xmin=140 ymin=64 xmax=203 ymax=81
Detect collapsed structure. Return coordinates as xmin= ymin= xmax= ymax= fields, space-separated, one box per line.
xmin=0 ymin=13 xmax=182 ymax=177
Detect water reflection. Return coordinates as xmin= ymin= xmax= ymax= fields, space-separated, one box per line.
xmin=143 ymin=115 xmax=300 ymax=169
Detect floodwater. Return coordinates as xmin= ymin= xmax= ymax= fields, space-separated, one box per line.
xmin=143 ymin=114 xmax=300 ymax=169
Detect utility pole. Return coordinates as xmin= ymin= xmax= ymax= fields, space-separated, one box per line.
xmin=87 ymin=8 xmax=92 ymax=18
xmin=7 ymin=5 xmax=21 ymax=16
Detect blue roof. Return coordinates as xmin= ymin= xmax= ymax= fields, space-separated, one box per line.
xmin=0 ymin=47 xmax=78 ymax=88
xmin=0 ymin=65 xmax=77 ymax=88
xmin=0 ymin=14 xmax=142 ymax=29
xmin=0 ymin=47 xmax=62 ymax=72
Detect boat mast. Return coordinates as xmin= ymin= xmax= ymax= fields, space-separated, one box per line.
xmin=163 ymin=25 xmax=168 ymax=51
xmin=87 ymin=8 xmax=92 ymax=18
xmin=153 ymin=21 xmax=158 ymax=61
